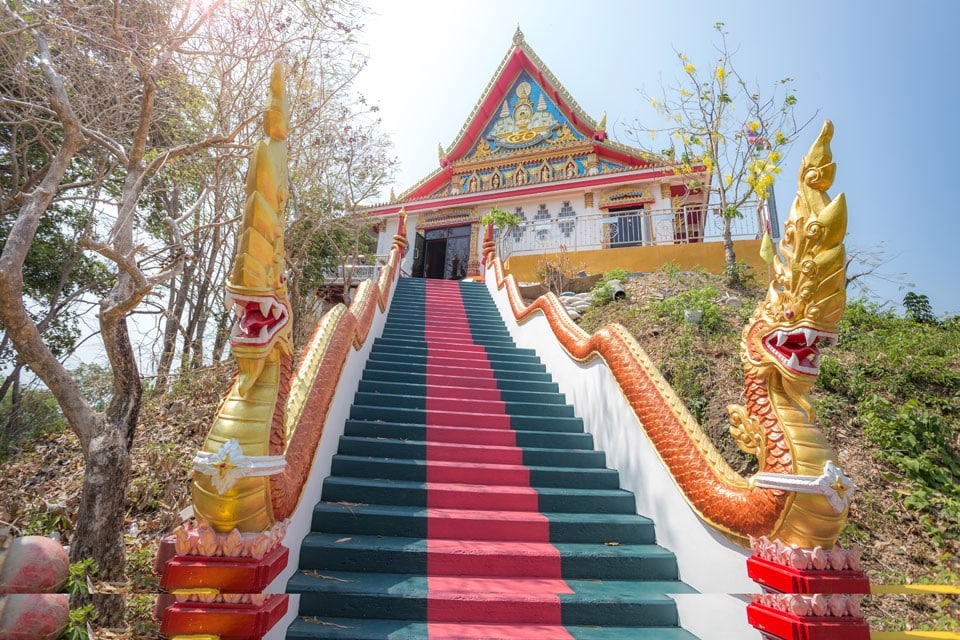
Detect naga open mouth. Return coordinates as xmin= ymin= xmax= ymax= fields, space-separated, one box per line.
xmin=762 ymin=326 xmax=838 ymax=376
xmin=227 ymin=292 xmax=289 ymax=347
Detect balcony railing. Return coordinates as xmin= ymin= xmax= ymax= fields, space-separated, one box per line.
xmin=323 ymin=254 xmax=392 ymax=284
xmin=500 ymin=203 xmax=766 ymax=258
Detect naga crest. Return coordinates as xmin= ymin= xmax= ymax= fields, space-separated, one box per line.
xmin=743 ymin=121 xmax=847 ymax=417
xmin=227 ymin=63 xmax=293 ymax=395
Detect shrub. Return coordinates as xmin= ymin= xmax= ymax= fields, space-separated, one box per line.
xmin=653 ymin=284 xmax=723 ymax=333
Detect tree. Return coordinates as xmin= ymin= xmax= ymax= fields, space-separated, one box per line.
xmin=903 ymin=292 xmax=938 ymax=325
xmin=634 ymin=22 xmax=812 ymax=284
xmin=0 ymin=1 xmax=386 ymax=617
xmin=0 ymin=0 xmax=392 ymax=595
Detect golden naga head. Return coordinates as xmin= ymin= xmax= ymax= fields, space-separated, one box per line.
xmin=744 ymin=121 xmax=847 ymax=412
xmin=227 ymin=63 xmax=292 ymax=395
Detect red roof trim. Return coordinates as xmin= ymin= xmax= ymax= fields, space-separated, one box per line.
xmin=366 ymin=168 xmax=681 ymax=217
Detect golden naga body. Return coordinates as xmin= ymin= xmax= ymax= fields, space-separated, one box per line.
xmin=191 ymin=65 xmax=407 ymax=534
xmin=485 ymin=121 xmax=851 ymax=548
xmin=191 ymin=64 xmax=293 ymax=532
xmin=729 ymin=120 xmax=850 ymax=547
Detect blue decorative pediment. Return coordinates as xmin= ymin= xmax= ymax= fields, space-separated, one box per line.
xmin=469 ymin=71 xmax=584 ymax=159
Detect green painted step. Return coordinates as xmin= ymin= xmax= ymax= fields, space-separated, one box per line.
xmin=319 ymin=477 xmax=636 ymax=514
xmin=369 ymin=346 xmax=542 ymax=365
xmin=347 ymin=405 xmax=583 ymax=430
xmin=349 ymin=392 xmax=576 ymax=417
xmin=373 ymin=337 xmax=533 ymax=355
xmin=356 ymin=380 xmax=566 ymax=404
xmin=380 ymin=324 xmax=512 ymax=340
xmin=287 ymin=570 xmax=692 ymax=626
xmin=285 ymin=617 xmax=698 ymax=640
xmin=359 ymin=366 xmax=555 ymax=385
xmin=309 ymin=503 xmax=653 ymax=544
xmin=335 ymin=436 xmax=601 ymax=467
xmin=297 ymin=533 xmax=679 ymax=580
xmin=341 ymin=420 xmax=592 ymax=450
xmin=286 ymin=279 xmax=698 ymax=638
xmin=329 ymin=456 xmax=621 ymax=488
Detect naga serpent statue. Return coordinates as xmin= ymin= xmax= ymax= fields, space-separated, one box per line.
xmin=189 ymin=64 xmax=405 ymax=535
xmin=485 ymin=120 xmax=851 ymax=549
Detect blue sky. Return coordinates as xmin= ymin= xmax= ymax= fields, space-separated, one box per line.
xmin=354 ymin=0 xmax=958 ymax=316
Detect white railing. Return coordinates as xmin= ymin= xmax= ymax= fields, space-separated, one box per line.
xmin=500 ymin=203 xmax=765 ymax=258
xmin=324 ymin=254 xmax=392 ymax=283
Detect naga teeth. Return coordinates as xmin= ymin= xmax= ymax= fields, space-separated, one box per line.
xmin=259 ymin=326 xmax=269 ymax=341
xmin=776 ymin=331 xmax=788 ymax=347
xmin=271 ymin=305 xmax=283 ymax=319
xmin=802 ymin=328 xmax=818 ymax=347
xmin=788 ymin=353 xmax=800 ymax=370
xmin=259 ymin=301 xmax=272 ymax=317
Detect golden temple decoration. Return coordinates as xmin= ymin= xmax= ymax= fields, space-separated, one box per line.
xmin=599 ymin=185 xmax=653 ymax=209
xmin=472 ymin=139 xmax=495 ymax=160
xmin=553 ymin=124 xmax=577 ymax=144
xmin=190 ymin=64 xmax=409 ymax=535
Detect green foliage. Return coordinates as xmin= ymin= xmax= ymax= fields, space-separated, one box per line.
xmin=723 ymin=260 xmax=757 ymax=288
xmin=64 ymin=559 xmax=98 ymax=596
xmin=825 ymin=299 xmax=960 ymax=544
xmin=658 ymin=260 xmax=682 ymax=283
xmin=62 ymin=604 xmax=96 ymax=640
xmin=480 ymin=206 xmax=522 ymax=230
xmin=903 ymin=291 xmax=938 ymax=325
xmin=653 ymin=284 xmax=724 ymax=333
xmin=0 ymin=388 xmax=68 ymax=457
xmin=0 ymin=204 xmax=113 ymax=369
xmin=19 ymin=503 xmax=71 ymax=538
xmin=660 ymin=328 xmax=711 ymax=424
xmin=590 ymin=269 xmax=631 ymax=306
xmin=860 ymin=396 xmax=960 ymax=542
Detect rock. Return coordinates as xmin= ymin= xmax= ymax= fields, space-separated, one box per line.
xmin=0 ymin=594 xmax=69 ymax=640
xmin=0 ymin=536 xmax=69 ymax=594
xmin=566 ymin=308 xmax=581 ymax=320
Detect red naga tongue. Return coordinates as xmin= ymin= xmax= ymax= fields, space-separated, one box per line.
xmin=239 ymin=302 xmax=272 ymax=337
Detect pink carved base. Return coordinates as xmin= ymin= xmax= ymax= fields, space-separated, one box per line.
xmin=746 ymin=537 xmax=871 ymax=640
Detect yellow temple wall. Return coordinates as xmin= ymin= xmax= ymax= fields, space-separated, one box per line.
xmin=502 ymin=239 xmax=768 ymax=283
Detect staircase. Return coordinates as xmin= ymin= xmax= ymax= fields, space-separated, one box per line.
xmin=285 ymin=278 xmax=698 ymax=639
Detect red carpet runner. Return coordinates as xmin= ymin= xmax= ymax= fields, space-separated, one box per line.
xmin=424 ymin=280 xmax=574 ymax=638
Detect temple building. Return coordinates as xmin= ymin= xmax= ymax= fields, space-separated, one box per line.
xmin=365 ymin=28 xmax=766 ymax=283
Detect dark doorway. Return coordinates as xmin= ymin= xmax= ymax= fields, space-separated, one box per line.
xmin=412 ymin=232 xmax=426 ymax=278
xmin=422 ymin=224 xmax=471 ymax=279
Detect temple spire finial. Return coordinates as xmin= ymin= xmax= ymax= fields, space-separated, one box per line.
xmin=437 ymin=142 xmax=444 ymax=159
xmin=597 ymin=112 xmax=607 ymax=131
xmin=513 ymin=26 xmax=524 ymax=46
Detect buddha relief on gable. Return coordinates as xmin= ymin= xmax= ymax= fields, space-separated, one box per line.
xmin=470 ymin=72 xmax=584 ymax=158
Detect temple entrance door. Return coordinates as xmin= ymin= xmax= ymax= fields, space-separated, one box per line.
xmin=424 ymin=238 xmax=446 ymax=279
xmin=412 ymin=232 xmax=426 ymax=278
xmin=422 ymin=224 xmax=471 ymax=279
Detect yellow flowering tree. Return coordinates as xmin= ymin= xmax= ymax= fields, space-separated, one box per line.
xmin=634 ymin=23 xmax=809 ymax=284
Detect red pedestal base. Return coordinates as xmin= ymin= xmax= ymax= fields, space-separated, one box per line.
xmin=157 ymin=594 xmax=288 ymax=640
xmin=747 ymin=602 xmax=870 ymax=640
xmin=747 ymin=556 xmax=870 ymax=595
xmin=157 ymin=537 xmax=288 ymax=593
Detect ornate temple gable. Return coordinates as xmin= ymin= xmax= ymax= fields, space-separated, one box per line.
xmin=440 ymin=28 xmax=601 ymax=168
xmin=466 ymin=70 xmax=586 ymax=161
xmin=370 ymin=28 xmax=673 ymax=209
